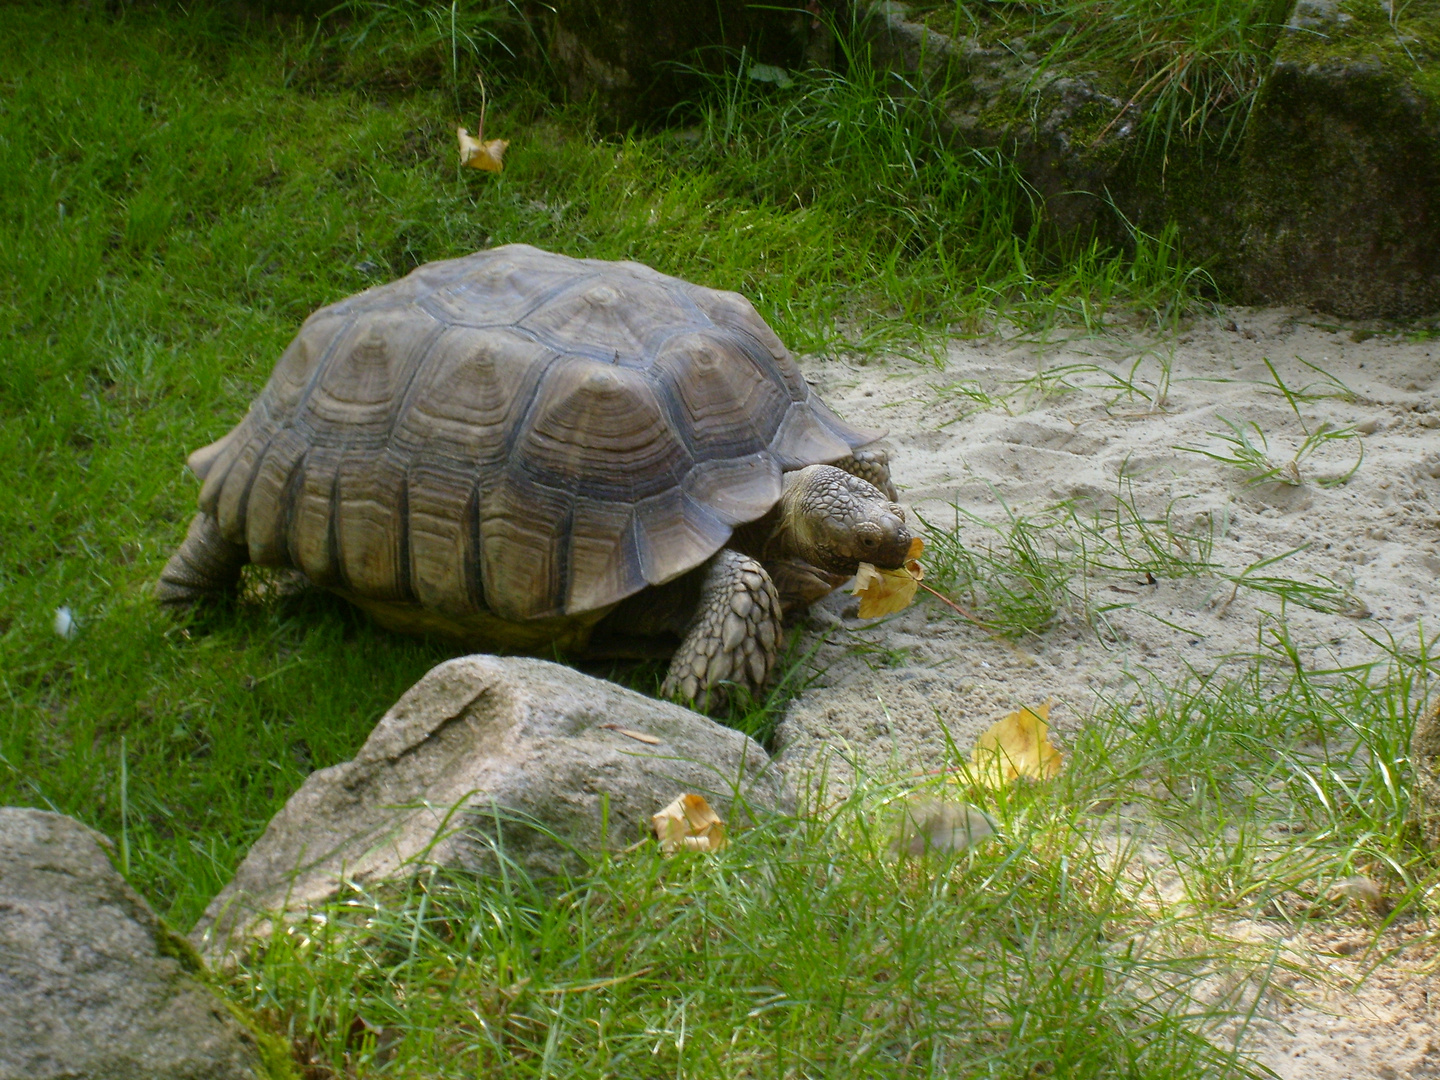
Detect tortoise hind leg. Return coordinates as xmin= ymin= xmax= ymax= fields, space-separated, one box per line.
xmin=661 ymin=549 xmax=783 ymax=714
xmin=155 ymin=512 xmax=249 ymax=606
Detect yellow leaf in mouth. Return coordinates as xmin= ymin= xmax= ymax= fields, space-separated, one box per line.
xmin=851 ymin=536 xmax=925 ymax=619
xmin=458 ymin=127 xmax=508 ymax=172
xmin=970 ymin=701 xmax=1063 ymax=787
xmin=652 ymin=793 xmax=727 ymax=854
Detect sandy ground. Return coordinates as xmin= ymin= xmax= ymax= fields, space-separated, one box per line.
xmin=778 ymin=308 xmax=1440 ymax=1078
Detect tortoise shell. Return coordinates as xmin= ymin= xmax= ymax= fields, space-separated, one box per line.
xmin=187 ymin=245 xmax=875 ymax=623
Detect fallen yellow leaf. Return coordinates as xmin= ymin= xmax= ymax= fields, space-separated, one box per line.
xmin=458 ymin=73 xmax=508 ymax=172
xmin=852 ymin=536 xmax=925 ymax=618
xmin=458 ymin=127 xmax=508 ymax=172
xmin=970 ymin=701 xmax=1063 ymax=787
xmin=652 ymin=793 xmax=727 ymax=854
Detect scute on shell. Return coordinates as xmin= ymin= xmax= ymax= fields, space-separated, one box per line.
xmin=189 ymin=246 xmax=876 ymax=623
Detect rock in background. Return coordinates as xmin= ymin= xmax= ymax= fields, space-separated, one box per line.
xmin=0 ymin=808 xmax=281 ymax=1080
xmin=1238 ymin=0 xmax=1440 ymax=319
xmin=191 ymin=656 xmax=787 ymax=961
xmin=856 ymin=0 xmax=1440 ymax=321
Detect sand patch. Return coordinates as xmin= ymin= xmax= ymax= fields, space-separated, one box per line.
xmin=782 ymin=308 xmax=1440 ymax=782
xmin=778 ymin=307 xmax=1440 ymax=1078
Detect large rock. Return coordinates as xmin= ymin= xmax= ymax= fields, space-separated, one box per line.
xmin=0 ymin=808 xmax=282 ymax=1080
xmin=192 ymin=656 xmax=786 ymax=959
xmin=1237 ymin=0 xmax=1440 ymax=318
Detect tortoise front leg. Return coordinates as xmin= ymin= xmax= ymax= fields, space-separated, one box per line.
xmin=832 ymin=447 xmax=896 ymax=500
xmin=662 ymin=549 xmax=782 ymax=713
xmin=154 ymin=512 xmax=249 ymax=606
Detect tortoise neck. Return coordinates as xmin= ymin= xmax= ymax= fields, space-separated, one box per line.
xmin=727 ymin=499 xmax=795 ymax=563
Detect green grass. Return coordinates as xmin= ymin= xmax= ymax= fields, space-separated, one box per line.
xmin=1174 ymin=359 xmax=1366 ymax=489
xmin=2 ymin=3 xmax=1435 ymax=1076
xmin=917 ymin=474 xmax=1360 ymax=641
xmin=229 ymin=802 xmax=1260 ymax=1078
xmin=0 ymin=0 xmax=1220 ymax=923
xmin=220 ymin=628 xmax=1437 ymax=1078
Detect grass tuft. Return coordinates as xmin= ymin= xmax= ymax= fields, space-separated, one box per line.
xmin=227 ymin=785 xmax=1269 ymax=1078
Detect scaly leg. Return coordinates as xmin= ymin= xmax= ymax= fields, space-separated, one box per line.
xmin=832 ymin=447 xmax=897 ymax=500
xmin=154 ymin=512 xmax=249 ymax=606
xmin=661 ymin=549 xmax=782 ymax=713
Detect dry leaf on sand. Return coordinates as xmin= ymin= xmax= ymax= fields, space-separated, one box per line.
xmin=851 ymin=537 xmax=925 ymax=618
xmin=652 ymin=793 xmax=727 ymax=854
xmin=458 ymin=128 xmax=508 ymax=172
xmin=970 ymin=701 xmax=1063 ymax=787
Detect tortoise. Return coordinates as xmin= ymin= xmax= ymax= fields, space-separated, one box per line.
xmin=155 ymin=245 xmax=911 ymax=708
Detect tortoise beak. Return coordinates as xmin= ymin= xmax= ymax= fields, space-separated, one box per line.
xmin=871 ymin=521 xmax=912 ymax=570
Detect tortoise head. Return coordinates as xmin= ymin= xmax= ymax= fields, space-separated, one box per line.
xmin=778 ymin=464 xmax=912 ymax=577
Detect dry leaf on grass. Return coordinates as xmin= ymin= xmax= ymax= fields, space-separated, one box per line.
xmin=851 ymin=537 xmax=925 ymax=618
xmin=458 ymin=73 xmax=508 ymax=172
xmin=970 ymin=701 xmax=1063 ymax=787
xmin=458 ymin=128 xmax=508 ymax=172
xmin=652 ymin=793 xmax=727 ymax=854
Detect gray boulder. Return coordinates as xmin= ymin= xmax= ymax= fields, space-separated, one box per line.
xmin=192 ymin=656 xmax=787 ymax=960
xmin=0 ymin=808 xmax=279 ymax=1080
